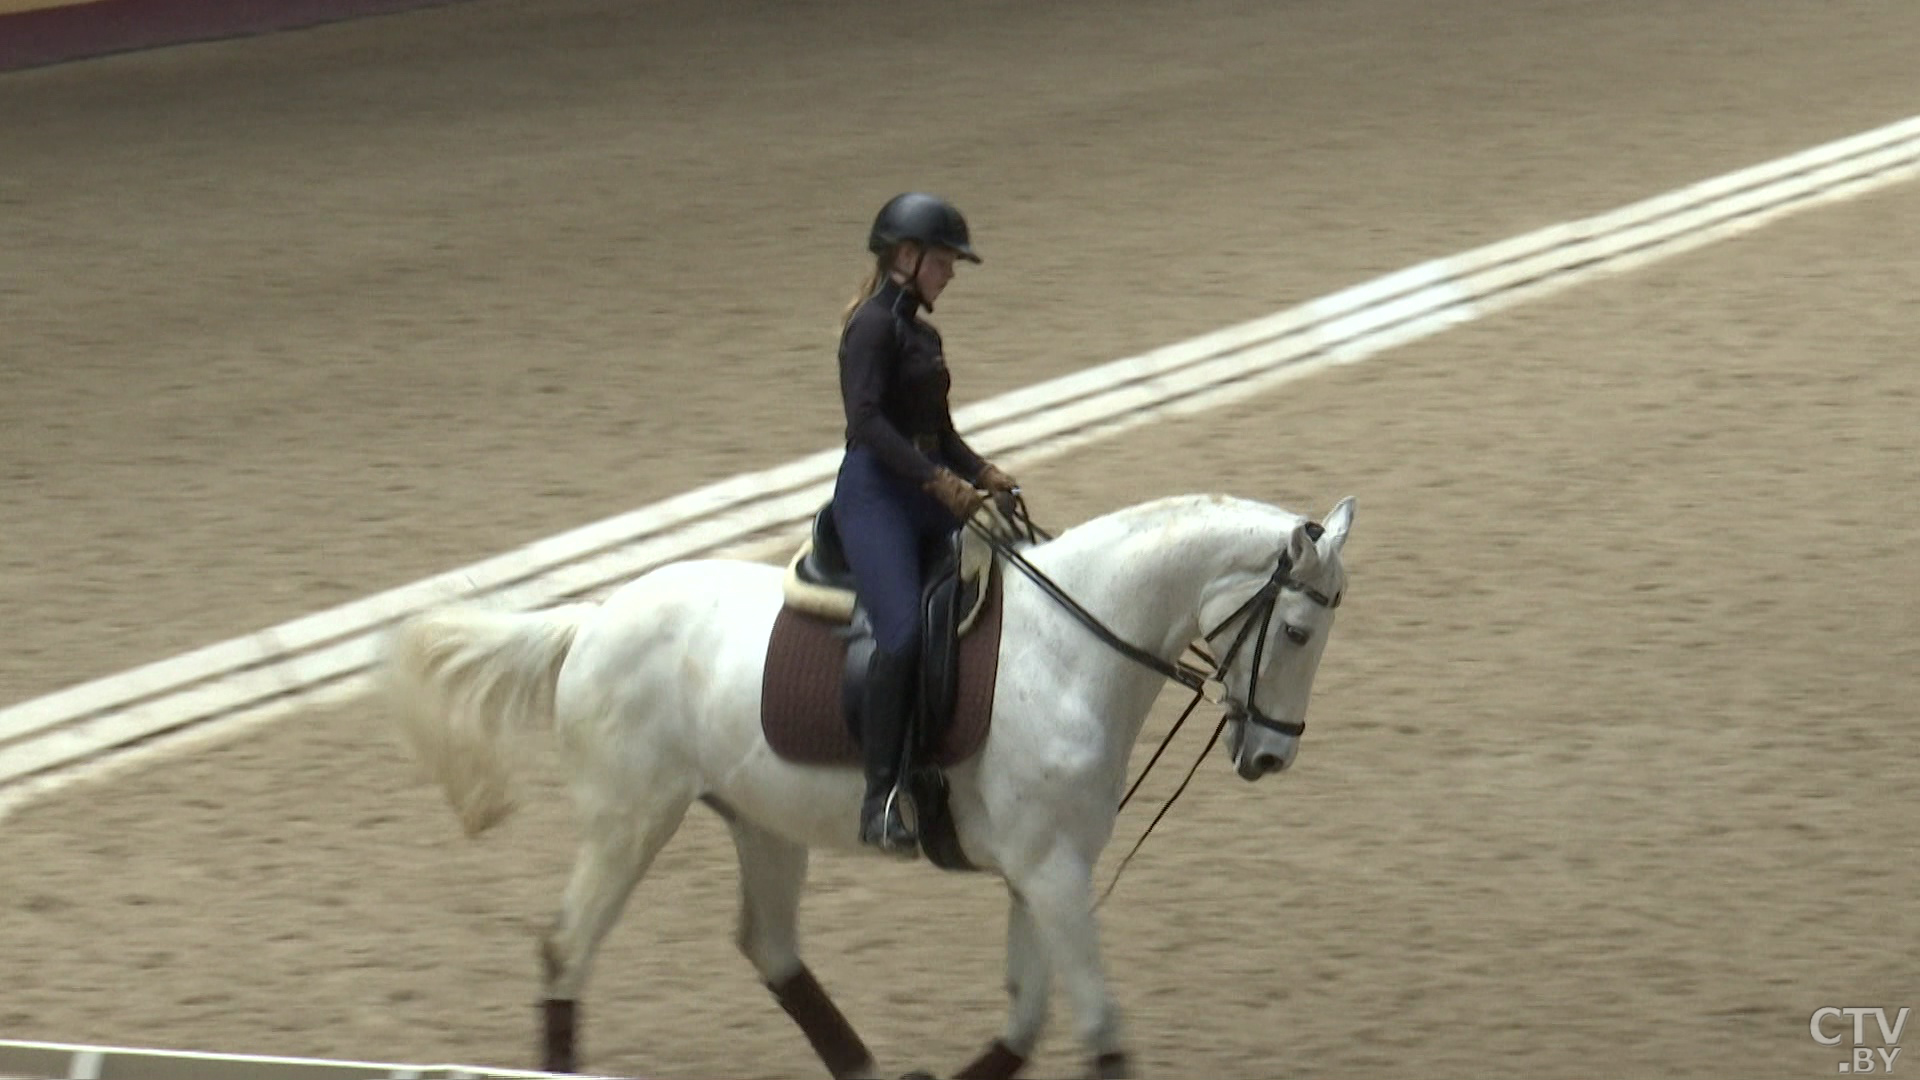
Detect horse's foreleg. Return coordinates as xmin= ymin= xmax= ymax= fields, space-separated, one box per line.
xmin=728 ymin=817 xmax=878 ymax=1080
xmin=1015 ymin=849 xmax=1131 ymax=1079
xmin=955 ymin=886 xmax=1049 ymax=1080
xmin=539 ymin=793 xmax=692 ymax=1073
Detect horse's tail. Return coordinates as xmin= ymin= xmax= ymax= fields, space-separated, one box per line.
xmin=380 ymin=601 xmax=597 ymax=838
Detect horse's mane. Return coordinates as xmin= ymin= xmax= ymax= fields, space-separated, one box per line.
xmin=1037 ymin=493 xmax=1304 ymax=554
xmin=1025 ymin=493 xmax=1342 ymax=593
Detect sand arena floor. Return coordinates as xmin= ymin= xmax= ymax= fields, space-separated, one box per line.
xmin=2 ymin=2 xmax=1917 ymax=1077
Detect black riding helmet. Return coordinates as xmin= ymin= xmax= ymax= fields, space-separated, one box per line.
xmin=867 ymin=192 xmax=982 ymax=263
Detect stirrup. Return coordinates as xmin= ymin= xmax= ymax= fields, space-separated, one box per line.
xmin=860 ymin=787 xmax=918 ymax=856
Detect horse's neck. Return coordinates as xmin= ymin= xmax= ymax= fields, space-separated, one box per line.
xmin=1037 ymin=495 xmax=1287 ymax=641
xmin=1026 ymin=495 xmax=1289 ymax=725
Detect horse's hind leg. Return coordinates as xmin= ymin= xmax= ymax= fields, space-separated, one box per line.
xmin=726 ymin=814 xmax=878 ymax=1080
xmin=539 ymin=790 xmax=693 ymax=1073
xmin=953 ymin=886 xmax=1049 ymax=1079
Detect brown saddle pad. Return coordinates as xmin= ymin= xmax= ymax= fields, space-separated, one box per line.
xmin=761 ymin=566 xmax=1005 ymax=768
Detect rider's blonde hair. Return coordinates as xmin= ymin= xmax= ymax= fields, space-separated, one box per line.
xmin=839 ymin=244 xmax=915 ymax=330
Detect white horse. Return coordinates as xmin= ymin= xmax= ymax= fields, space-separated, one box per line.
xmin=381 ymin=491 xmax=1355 ymax=1080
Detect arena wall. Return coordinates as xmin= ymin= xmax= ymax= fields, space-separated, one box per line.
xmin=0 ymin=0 xmax=469 ymax=72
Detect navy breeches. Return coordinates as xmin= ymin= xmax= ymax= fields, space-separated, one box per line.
xmin=832 ymin=445 xmax=963 ymax=656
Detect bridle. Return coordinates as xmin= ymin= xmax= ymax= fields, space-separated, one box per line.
xmin=1176 ymin=525 xmax=1342 ymax=739
xmin=969 ymin=495 xmax=1342 ymax=741
xmin=965 ymin=494 xmax=1343 ymax=906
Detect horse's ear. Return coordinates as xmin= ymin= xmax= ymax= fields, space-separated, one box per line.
xmin=1287 ymin=519 xmax=1323 ymax=576
xmin=1321 ymin=496 xmax=1356 ymax=553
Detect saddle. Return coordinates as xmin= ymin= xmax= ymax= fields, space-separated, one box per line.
xmin=782 ymin=504 xmax=996 ymax=635
xmin=761 ymin=502 xmax=1005 ymax=871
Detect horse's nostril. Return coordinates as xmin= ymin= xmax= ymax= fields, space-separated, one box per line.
xmin=1254 ymin=752 xmax=1284 ymax=773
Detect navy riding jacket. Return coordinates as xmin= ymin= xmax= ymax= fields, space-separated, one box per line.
xmin=837 ymin=278 xmax=988 ymax=487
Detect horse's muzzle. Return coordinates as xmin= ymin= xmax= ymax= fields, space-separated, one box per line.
xmin=1236 ymin=748 xmax=1291 ymax=781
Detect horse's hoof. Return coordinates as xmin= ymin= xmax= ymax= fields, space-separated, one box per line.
xmin=1092 ymin=1051 xmax=1132 ymax=1079
xmin=898 ymin=1072 xmax=939 ymax=1080
xmin=956 ymin=1039 xmax=1027 ymax=1080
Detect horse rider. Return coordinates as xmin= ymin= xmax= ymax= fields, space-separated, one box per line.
xmin=832 ymin=192 xmax=1018 ymax=855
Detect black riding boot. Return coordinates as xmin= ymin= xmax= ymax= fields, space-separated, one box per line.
xmin=859 ymin=644 xmax=919 ymax=856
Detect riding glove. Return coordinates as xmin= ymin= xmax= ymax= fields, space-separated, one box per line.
xmin=976 ymin=463 xmax=1018 ymax=495
xmin=924 ymin=468 xmax=986 ymax=520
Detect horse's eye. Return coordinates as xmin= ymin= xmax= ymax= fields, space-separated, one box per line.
xmin=1284 ymin=624 xmax=1311 ymax=646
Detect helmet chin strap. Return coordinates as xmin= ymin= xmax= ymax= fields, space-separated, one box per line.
xmin=889 ymin=247 xmax=932 ymax=312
